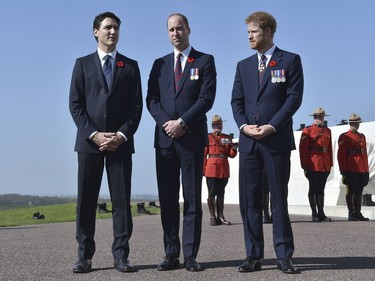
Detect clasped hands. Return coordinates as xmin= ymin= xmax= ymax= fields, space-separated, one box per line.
xmin=242 ymin=124 xmax=274 ymax=140
xmin=92 ymin=132 xmax=125 ymax=152
xmin=163 ymin=120 xmax=186 ymax=139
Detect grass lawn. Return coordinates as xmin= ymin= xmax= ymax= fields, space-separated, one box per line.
xmin=0 ymin=202 xmax=160 ymax=227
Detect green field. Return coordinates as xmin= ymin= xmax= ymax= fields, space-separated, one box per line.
xmin=0 ymin=202 xmax=160 ymax=227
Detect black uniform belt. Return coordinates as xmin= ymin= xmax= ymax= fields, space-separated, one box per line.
xmin=309 ymin=147 xmax=327 ymax=152
xmin=208 ymin=154 xmax=227 ymax=159
xmin=348 ymin=149 xmax=364 ymax=154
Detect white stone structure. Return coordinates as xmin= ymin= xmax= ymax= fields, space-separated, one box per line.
xmin=199 ymin=121 xmax=375 ymax=206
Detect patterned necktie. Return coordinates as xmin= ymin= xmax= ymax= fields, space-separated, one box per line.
xmin=103 ymin=55 xmax=112 ymax=89
xmin=174 ymin=53 xmax=182 ymax=91
xmin=258 ymin=54 xmax=267 ymax=85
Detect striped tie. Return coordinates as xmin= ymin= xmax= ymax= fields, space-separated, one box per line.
xmin=258 ymin=54 xmax=267 ymax=85
xmin=174 ymin=53 xmax=182 ymax=91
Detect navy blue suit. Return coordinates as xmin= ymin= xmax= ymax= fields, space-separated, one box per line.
xmin=69 ymin=51 xmax=142 ymax=260
xmin=231 ymin=47 xmax=303 ymax=260
xmin=146 ymin=48 xmax=216 ymax=258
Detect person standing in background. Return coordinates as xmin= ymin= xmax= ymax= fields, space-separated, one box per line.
xmin=338 ymin=113 xmax=370 ymax=221
xmin=69 ymin=12 xmax=143 ymax=273
xmin=203 ymin=114 xmax=237 ymax=226
xmin=299 ymin=107 xmax=333 ymax=222
xmin=231 ymin=11 xmax=303 ymax=274
xmin=146 ymin=13 xmax=216 ymax=272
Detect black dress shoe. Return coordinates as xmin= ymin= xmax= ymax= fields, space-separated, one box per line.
xmin=73 ymin=258 xmax=92 ymax=273
xmin=184 ymin=257 xmax=201 ymax=272
xmin=114 ymin=258 xmax=137 ymax=272
xmin=157 ymin=255 xmax=180 ymax=271
xmin=238 ymin=257 xmax=261 ymax=272
xmin=277 ymin=259 xmax=300 ymax=274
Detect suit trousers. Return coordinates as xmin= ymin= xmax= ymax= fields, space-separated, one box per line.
xmin=76 ymin=152 xmax=133 ymax=260
xmin=155 ymin=141 xmax=204 ymax=259
xmin=239 ymin=141 xmax=294 ymax=259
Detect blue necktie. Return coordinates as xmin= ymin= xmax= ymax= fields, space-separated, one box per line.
xmin=174 ymin=53 xmax=182 ymax=91
xmin=103 ymin=55 xmax=112 ymax=89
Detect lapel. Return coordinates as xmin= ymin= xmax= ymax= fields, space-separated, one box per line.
xmin=110 ymin=53 xmax=124 ymax=95
xmin=93 ymin=52 xmax=108 ymax=91
xmin=174 ymin=48 xmax=196 ymax=97
xmin=247 ymin=55 xmax=260 ymax=96
xmin=165 ymin=53 xmax=175 ymax=97
xmin=258 ymin=47 xmax=283 ymax=97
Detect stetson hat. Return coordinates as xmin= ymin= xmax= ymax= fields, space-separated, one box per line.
xmin=212 ymin=114 xmax=224 ymax=124
xmin=348 ymin=113 xmax=362 ymax=123
xmin=309 ymin=107 xmax=329 ymax=116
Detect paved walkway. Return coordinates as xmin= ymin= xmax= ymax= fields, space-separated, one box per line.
xmin=1 ymin=204 xmax=374 ymax=281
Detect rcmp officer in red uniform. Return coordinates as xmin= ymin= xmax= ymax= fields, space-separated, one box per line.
xmin=203 ymin=115 xmax=237 ymax=226
xmin=299 ymin=107 xmax=333 ymax=222
xmin=338 ymin=113 xmax=370 ymax=221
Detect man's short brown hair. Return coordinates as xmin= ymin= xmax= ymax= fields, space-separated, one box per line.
xmin=245 ymin=11 xmax=277 ymax=35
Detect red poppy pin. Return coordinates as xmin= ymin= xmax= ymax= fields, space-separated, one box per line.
xmin=269 ymin=60 xmax=277 ymax=67
xmin=187 ymin=57 xmax=195 ymax=63
xmin=117 ymin=61 xmax=125 ymax=67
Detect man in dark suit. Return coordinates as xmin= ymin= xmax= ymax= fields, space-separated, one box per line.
xmin=69 ymin=12 xmax=142 ymax=273
xmin=146 ymin=13 xmax=216 ymax=272
xmin=231 ymin=11 xmax=303 ymax=274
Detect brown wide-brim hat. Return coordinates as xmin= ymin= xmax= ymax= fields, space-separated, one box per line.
xmin=211 ymin=114 xmax=225 ymax=124
xmin=309 ymin=107 xmax=330 ymax=116
xmin=348 ymin=113 xmax=362 ymax=123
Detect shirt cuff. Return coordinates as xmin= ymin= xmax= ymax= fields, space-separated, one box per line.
xmin=240 ymin=124 xmax=247 ymax=133
xmin=268 ymin=124 xmax=276 ymax=132
xmin=89 ymin=131 xmax=98 ymax=140
xmin=116 ymin=131 xmax=128 ymax=142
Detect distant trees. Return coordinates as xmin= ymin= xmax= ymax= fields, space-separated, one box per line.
xmin=0 ymin=194 xmax=76 ymax=208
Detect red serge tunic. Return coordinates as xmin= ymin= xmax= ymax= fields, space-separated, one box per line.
xmin=299 ymin=124 xmax=333 ymax=172
xmin=203 ymin=133 xmax=237 ymax=178
xmin=338 ymin=130 xmax=369 ymax=173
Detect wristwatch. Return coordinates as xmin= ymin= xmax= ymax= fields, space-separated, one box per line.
xmin=178 ymin=118 xmax=186 ymax=128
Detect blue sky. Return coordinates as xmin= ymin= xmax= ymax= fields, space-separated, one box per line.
xmin=1 ymin=1 xmax=374 ymax=197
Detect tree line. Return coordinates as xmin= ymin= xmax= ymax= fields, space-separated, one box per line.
xmin=0 ymin=194 xmax=76 ymax=207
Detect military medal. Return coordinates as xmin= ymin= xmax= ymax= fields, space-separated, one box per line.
xmin=280 ymin=69 xmax=286 ymax=82
xmin=271 ymin=69 xmax=287 ymax=83
xmin=190 ymin=68 xmax=199 ymax=80
xmin=276 ymin=70 xmax=281 ymax=83
xmin=190 ymin=68 xmax=195 ymax=80
xmin=271 ymin=70 xmax=277 ymax=83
